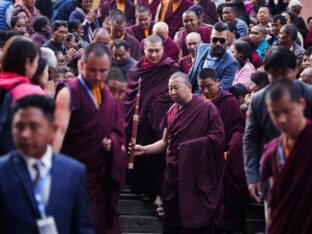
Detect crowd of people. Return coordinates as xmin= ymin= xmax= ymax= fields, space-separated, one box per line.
xmin=0 ymin=0 xmax=311 ymax=233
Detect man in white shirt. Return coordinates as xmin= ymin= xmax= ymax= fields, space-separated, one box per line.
xmin=0 ymin=94 xmax=94 ymax=234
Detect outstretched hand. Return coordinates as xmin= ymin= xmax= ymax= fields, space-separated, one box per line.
xmin=102 ymin=137 xmax=112 ymax=152
xmin=128 ymin=143 xmax=145 ymax=156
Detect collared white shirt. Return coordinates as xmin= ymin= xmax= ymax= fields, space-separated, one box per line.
xmin=21 ymin=145 xmax=53 ymax=206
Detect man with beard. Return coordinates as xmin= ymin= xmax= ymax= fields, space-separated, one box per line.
xmin=189 ymin=22 xmax=239 ymax=92
xmin=126 ymin=6 xmax=154 ymax=43
xmin=178 ymin=32 xmax=202 ymax=73
xmin=123 ymin=35 xmax=180 ymax=217
xmin=173 ymin=10 xmax=211 ymax=58
xmin=132 ymin=72 xmax=225 ymax=234
xmin=197 ymin=68 xmax=247 ymax=233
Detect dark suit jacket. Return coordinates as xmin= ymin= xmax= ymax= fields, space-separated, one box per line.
xmin=243 ymin=81 xmax=312 ymax=185
xmin=0 ymin=151 xmax=94 ymax=234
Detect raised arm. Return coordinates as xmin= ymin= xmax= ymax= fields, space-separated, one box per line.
xmin=52 ymin=87 xmax=71 ymax=153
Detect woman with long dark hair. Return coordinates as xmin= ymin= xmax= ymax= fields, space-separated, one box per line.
xmin=232 ymin=40 xmax=256 ymax=89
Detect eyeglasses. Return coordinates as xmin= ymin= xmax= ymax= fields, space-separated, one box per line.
xmin=211 ymin=37 xmax=226 ymax=44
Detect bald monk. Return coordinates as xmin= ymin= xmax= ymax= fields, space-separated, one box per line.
xmin=135 ymin=0 xmax=160 ymax=20
xmin=124 ymin=35 xmax=181 ymax=213
xmin=178 ymin=32 xmax=202 ymax=73
xmin=152 ymin=22 xmax=179 ymax=61
xmin=126 ymin=6 xmax=155 ymax=42
xmin=261 ymin=80 xmax=312 ymax=234
xmin=155 ymin=0 xmax=193 ymax=38
xmin=53 ymin=43 xmax=125 ymax=234
xmin=110 ymin=14 xmax=142 ymax=60
xmin=100 ymin=0 xmax=135 ymax=25
xmin=174 ymin=10 xmax=211 ymax=58
xmin=198 ymin=68 xmax=247 ymax=233
xmin=133 ymin=72 xmax=225 ymax=234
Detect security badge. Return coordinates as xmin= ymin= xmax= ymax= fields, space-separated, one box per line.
xmin=37 ymin=216 xmax=58 ymax=234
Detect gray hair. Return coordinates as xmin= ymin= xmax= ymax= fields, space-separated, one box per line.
xmin=153 ymin=22 xmax=169 ymax=33
xmin=144 ymin=35 xmax=163 ymax=46
xmin=40 ymin=47 xmax=57 ymax=68
xmin=301 ymin=68 xmax=312 ymax=78
xmin=169 ymin=72 xmax=191 ymax=85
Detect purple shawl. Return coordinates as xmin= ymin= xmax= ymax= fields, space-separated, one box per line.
xmin=163 ymin=95 xmax=225 ymax=227
xmin=57 ymin=78 xmax=126 ymax=234
xmin=262 ymin=121 xmax=312 ymax=234
xmin=136 ymin=0 xmax=160 ymax=19
xmin=162 ymin=0 xmax=193 ymax=38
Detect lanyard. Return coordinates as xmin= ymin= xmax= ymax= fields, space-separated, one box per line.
xmin=277 ymin=135 xmax=288 ymax=167
xmin=78 ymin=75 xmax=99 ymax=109
xmin=34 ymin=168 xmax=51 ymax=218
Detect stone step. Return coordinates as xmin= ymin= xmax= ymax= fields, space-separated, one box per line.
xmin=246 ymin=202 xmax=265 ymax=220
xmin=120 ymin=193 xmax=146 ymax=200
xmin=246 ymin=219 xmax=266 ymax=234
xmin=118 ymin=199 xmax=155 ymax=216
xmin=120 ymin=215 xmax=163 ymax=233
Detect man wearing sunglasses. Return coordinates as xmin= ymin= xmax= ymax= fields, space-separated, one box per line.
xmin=189 ymin=22 xmax=239 ymax=93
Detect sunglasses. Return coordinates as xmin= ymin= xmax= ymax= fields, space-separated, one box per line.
xmin=211 ymin=37 xmax=226 ymax=44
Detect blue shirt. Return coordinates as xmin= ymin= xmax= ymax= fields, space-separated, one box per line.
xmin=256 ymin=40 xmax=269 ymax=60
xmin=235 ymin=18 xmax=249 ymax=37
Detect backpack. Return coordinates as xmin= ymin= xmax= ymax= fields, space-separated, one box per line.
xmin=0 ymin=82 xmax=24 ymax=155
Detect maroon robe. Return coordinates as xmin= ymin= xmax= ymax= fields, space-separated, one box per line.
xmin=126 ymin=22 xmax=155 ymax=42
xmin=212 ymin=90 xmax=247 ymax=232
xmin=178 ymin=54 xmax=193 ymax=73
xmin=123 ymin=33 xmax=142 ymax=61
xmin=159 ymin=0 xmax=193 ymax=38
xmin=175 ymin=25 xmax=211 ymax=57
xmin=197 ymin=0 xmax=218 ymax=25
xmin=163 ymin=95 xmax=225 ymax=228
xmin=137 ymin=0 xmax=160 ymax=19
xmin=261 ymin=121 xmax=312 ymax=234
xmin=123 ymin=56 xmax=181 ymax=197
xmin=139 ymin=36 xmax=179 ymax=61
xmin=57 ymin=78 xmax=126 ymax=234
xmin=100 ymin=0 xmax=135 ymax=25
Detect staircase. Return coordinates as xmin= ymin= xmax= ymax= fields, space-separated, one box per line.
xmin=118 ymin=189 xmax=265 ymax=234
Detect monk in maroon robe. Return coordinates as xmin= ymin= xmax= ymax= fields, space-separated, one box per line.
xmin=178 ymin=32 xmax=202 ymax=73
xmin=155 ymin=0 xmax=193 ymax=38
xmin=136 ymin=0 xmax=161 ymax=20
xmin=153 ymin=21 xmax=179 ymax=61
xmin=100 ymin=0 xmax=135 ymax=25
xmin=261 ymin=81 xmax=312 ymax=234
xmin=126 ymin=6 xmax=155 ymax=42
xmin=110 ymin=14 xmax=142 ymax=61
xmin=123 ymin=35 xmax=180 ymax=207
xmin=198 ymin=68 xmax=248 ymax=233
xmin=54 ymin=43 xmax=126 ymax=234
xmin=174 ymin=10 xmax=211 ymax=57
xmin=133 ymin=72 xmax=224 ymax=233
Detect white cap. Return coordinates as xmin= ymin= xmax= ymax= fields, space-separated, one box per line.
xmin=288 ymin=0 xmax=303 ymax=8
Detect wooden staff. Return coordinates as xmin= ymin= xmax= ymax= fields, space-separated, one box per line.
xmin=128 ymin=78 xmax=142 ymax=169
